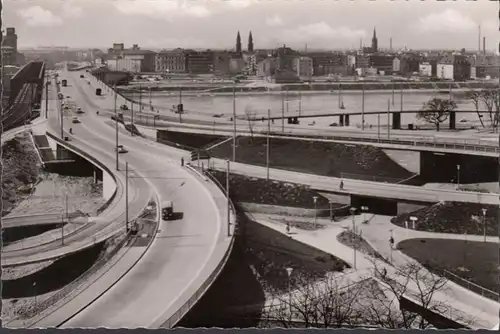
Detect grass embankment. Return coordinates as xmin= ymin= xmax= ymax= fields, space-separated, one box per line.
xmin=210 ymin=137 xmax=415 ymax=183
xmin=391 ymin=202 xmax=498 ymax=236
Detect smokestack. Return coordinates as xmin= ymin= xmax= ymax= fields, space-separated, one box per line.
xmin=390 ymin=38 xmax=392 ymax=52
xmin=483 ymin=37 xmax=486 ymax=55
xmin=478 ymin=25 xmax=481 ymax=53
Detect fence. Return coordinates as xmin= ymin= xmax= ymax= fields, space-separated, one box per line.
xmin=160 ymin=166 xmax=237 ymax=328
xmin=442 ymin=269 xmax=499 ymax=302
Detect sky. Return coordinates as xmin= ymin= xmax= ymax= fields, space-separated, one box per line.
xmin=4 ymin=0 xmax=499 ymax=52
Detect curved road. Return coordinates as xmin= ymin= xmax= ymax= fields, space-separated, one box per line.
xmin=42 ymin=69 xmax=232 ymax=328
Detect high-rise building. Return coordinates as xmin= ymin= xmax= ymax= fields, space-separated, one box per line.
xmin=371 ymin=27 xmax=378 ymax=53
xmin=236 ymin=31 xmax=242 ymax=53
xmin=2 ymin=27 xmax=18 ymax=65
xmin=248 ymin=31 xmax=254 ymax=53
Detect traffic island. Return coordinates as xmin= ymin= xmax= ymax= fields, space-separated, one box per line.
xmin=208 ymin=136 xmax=416 ymax=182
xmin=336 ymin=230 xmax=389 ymax=264
xmin=397 ymin=238 xmax=499 ymax=300
xmin=391 ymin=202 xmax=498 ymax=236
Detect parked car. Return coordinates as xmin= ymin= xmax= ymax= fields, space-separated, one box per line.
xmin=76 ymin=107 xmax=84 ymax=114
xmin=120 ymin=104 xmax=129 ymax=110
xmin=80 ymin=75 xmax=85 ymax=78
xmin=114 ymin=145 xmax=128 ymax=154
xmin=72 ymin=117 xmax=81 ymax=124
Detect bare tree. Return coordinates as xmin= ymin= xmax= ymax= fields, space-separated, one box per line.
xmin=264 ymin=272 xmax=366 ymax=328
xmin=467 ymin=91 xmax=485 ymax=128
xmin=244 ymin=106 xmax=257 ymax=139
xmin=362 ymin=260 xmax=471 ymax=329
xmin=479 ymin=89 xmax=499 ymax=130
xmin=417 ymin=98 xmax=457 ymax=131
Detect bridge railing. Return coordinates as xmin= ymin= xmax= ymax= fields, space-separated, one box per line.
xmin=340 ymin=172 xmax=407 ymax=184
xmin=160 ymin=165 xmax=237 ymax=328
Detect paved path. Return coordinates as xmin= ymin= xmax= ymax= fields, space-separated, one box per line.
xmin=33 ymin=69 xmax=233 ymax=328
xmin=249 ymin=213 xmax=499 ymax=329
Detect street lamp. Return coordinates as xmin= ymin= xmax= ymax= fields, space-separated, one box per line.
xmin=409 ymin=216 xmax=418 ymax=230
xmin=389 ymin=229 xmax=394 ymax=263
xmin=481 ymin=208 xmax=487 ymax=242
xmin=226 ymin=160 xmax=231 ymax=237
xmin=456 ymin=164 xmax=461 ymax=189
xmin=329 ymin=200 xmax=334 ymax=221
xmin=285 ymin=267 xmax=293 ymax=322
xmin=313 ymin=196 xmax=318 ymax=229
xmin=33 ymin=282 xmax=37 ymax=305
xmin=361 ymin=206 xmax=369 ymax=223
xmin=350 ymin=207 xmax=357 ymax=269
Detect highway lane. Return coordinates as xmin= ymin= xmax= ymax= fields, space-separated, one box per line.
xmin=1 ymin=79 xmax=151 ymax=267
xmin=57 ymin=70 xmax=230 ymax=328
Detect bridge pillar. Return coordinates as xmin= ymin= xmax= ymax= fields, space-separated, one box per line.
xmin=339 ymin=114 xmax=344 ymax=126
xmin=392 ymin=112 xmax=401 ymax=130
xmin=93 ymin=169 xmax=98 ymax=184
xmin=344 ymin=114 xmax=350 ymax=126
xmin=449 ymin=111 xmax=456 ymax=130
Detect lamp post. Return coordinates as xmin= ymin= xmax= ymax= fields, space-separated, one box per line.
xmin=232 ymin=81 xmax=237 ymax=162
xmin=285 ymin=267 xmax=293 ymax=322
xmin=266 ymin=109 xmax=271 ymax=180
xmin=33 ymin=282 xmax=37 ymax=305
xmin=456 ymin=164 xmax=461 ymax=189
xmin=329 ymin=200 xmax=333 ymax=221
xmin=389 ymin=229 xmax=394 ymax=263
xmin=361 ymin=206 xmax=369 ymax=223
xmin=114 ymin=84 xmax=119 ymax=171
xmin=350 ymin=207 xmax=357 ymax=269
xmin=153 ymin=115 xmax=159 ymax=128
xmin=481 ymin=208 xmax=487 ymax=242
xmin=313 ymin=196 xmax=318 ymax=229
xmin=409 ymin=216 xmax=418 ymax=230
xmin=226 ymin=160 xmax=231 ymax=237
xmin=126 ymin=161 xmax=129 ymax=232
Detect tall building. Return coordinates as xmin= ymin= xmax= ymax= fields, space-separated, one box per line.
xmin=2 ymin=27 xmax=18 ymax=66
xmin=236 ymin=31 xmax=242 ymax=53
xmin=371 ymin=27 xmax=378 ymax=53
xmin=248 ymin=31 xmax=254 ymax=53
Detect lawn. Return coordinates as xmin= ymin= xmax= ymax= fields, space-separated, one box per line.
xmin=337 ymin=230 xmax=389 ymax=264
xmin=156 ymin=129 xmax=227 ymax=150
xmin=208 ymin=170 xmax=339 ymax=209
xmin=209 ymin=136 xmax=415 ymax=182
xmin=398 ymin=238 xmax=499 ymax=297
xmin=391 ymin=202 xmax=498 ymax=236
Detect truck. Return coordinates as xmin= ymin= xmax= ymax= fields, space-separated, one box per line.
xmin=61 ymin=79 xmax=67 ymax=87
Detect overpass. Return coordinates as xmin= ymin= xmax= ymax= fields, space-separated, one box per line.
xmin=10 ymin=68 xmax=236 ymax=329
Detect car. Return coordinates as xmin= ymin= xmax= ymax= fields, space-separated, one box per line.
xmin=161 ymin=201 xmax=174 ymax=220
xmin=72 ymin=117 xmax=81 ymax=124
xmin=66 ymin=96 xmax=71 ymax=98
xmin=114 ymin=145 xmax=128 ymax=154
xmin=120 ymin=104 xmax=129 ymax=110
xmin=80 ymin=75 xmax=84 ymax=78
xmin=64 ymin=105 xmax=70 ymax=110
xmin=76 ymin=107 xmax=84 ymax=114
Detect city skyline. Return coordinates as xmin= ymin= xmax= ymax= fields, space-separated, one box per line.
xmin=4 ymin=0 xmax=499 ymax=51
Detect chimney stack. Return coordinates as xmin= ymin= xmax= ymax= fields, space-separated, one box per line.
xmin=390 ymin=38 xmax=392 ymax=52
xmin=478 ymin=25 xmax=481 ymax=53
xmin=483 ymin=37 xmax=486 ymax=55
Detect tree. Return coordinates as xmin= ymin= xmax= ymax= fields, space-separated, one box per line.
xmin=479 ymin=89 xmax=499 ymax=130
xmin=417 ymin=98 xmax=457 ymax=131
xmin=244 ymin=106 xmax=257 ymax=139
xmin=362 ymin=260 xmax=472 ymax=329
xmin=264 ymin=272 xmax=366 ymax=328
xmin=467 ymin=91 xmax=485 ymax=128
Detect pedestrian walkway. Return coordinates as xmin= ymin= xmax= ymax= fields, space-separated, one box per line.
xmin=249 ymin=213 xmax=499 ymax=329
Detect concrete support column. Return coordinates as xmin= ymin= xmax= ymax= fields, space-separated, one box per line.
xmin=449 ymin=111 xmax=456 ymax=130
xmin=344 ymin=114 xmax=350 ymax=127
xmin=392 ymin=112 xmax=401 ymax=130
xmin=339 ymin=114 xmax=344 ymax=126
xmin=93 ymin=169 xmax=98 ymax=184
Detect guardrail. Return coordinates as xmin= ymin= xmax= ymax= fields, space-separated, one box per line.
xmin=441 ymin=269 xmax=499 ymax=302
xmin=161 ymin=165 xmax=237 ymax=328
xmin=45 ymin=132 xmax=118 ymax=216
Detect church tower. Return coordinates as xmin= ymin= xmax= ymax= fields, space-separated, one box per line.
xmin=371 ymin=27 xmax=378 ymax=53
xmin=248 ymin=31 xmax=254 ymax=53
xmin=236 ymin=31 xmax=242 ymax=53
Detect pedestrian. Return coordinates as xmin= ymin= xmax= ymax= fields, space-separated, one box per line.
xmin=181 ymin=157 xmax=184 ymax=167
xmin=339 ymin=179 xmax=344 ymax=190
xmin=69 ymin=128 xmax=73 ymax=134
xmin=286 ymin=222 xmax=290 ymax=234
